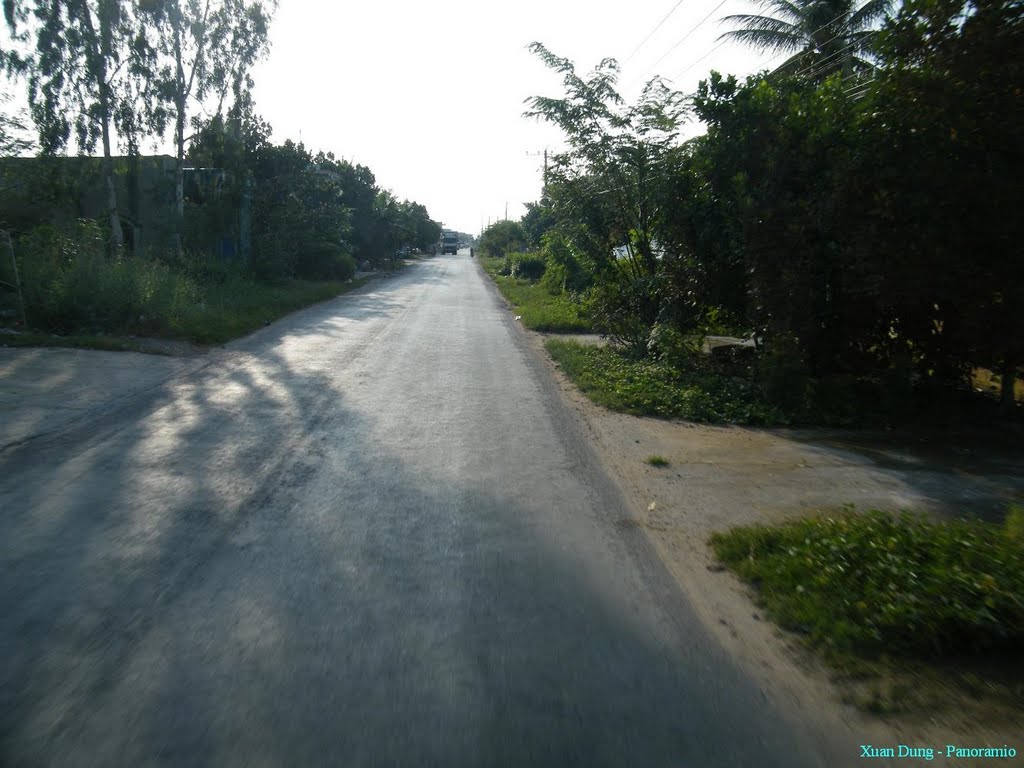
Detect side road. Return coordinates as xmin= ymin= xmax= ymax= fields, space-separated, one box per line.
xmin=0 ymin=347 xmax=206 ymax=454
xmin=0 ymin=270 xmax=393 ymax=453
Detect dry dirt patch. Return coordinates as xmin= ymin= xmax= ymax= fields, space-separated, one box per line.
xmin=527 ymin=329 xmax=1024 ymax=755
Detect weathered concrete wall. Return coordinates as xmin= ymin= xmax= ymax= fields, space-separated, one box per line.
xmin=0 ymin=156 xmax=247 ymax=259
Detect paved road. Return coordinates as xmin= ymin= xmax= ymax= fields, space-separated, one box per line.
xmin=1 ymin=254 xmax=844 ymax=766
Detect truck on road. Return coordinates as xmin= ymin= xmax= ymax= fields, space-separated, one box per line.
xmin=440 ymin=231 xmax=459 ymax=255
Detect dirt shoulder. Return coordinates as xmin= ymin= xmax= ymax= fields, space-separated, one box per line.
xmin=528 ymin=330 xmax=1024 ymax=756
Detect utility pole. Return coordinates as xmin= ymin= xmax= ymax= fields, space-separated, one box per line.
xmin=527 ymin=148 xmax=549 ymax=188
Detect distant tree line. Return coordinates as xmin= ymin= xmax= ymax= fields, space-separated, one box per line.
xmin=0 ymin=0 xmax=441 ymax=280
xmin=489 ymin=0 xmax=1021 ymax=418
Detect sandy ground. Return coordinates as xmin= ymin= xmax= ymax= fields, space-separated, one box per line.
xmin=530 ymin=330 xmax=1024 ymax=758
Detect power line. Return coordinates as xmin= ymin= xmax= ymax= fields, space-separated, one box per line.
xmin=670 ymin=38 xmax=729 ymax=81
xmin=623 ymin=0 xmax=687 ymax=65
xmin=669 ymin=1 xmax=878 ymax=84
xmin=642 ymin=0 xmax=732 ymax=80
xmin=792 ymin=32 xmax=879 ymax=80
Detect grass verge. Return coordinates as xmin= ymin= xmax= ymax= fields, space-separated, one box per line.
xmin=174 ymin=277 xmax=367 ymax=344
xmin=709 ymin=506 xmax=1024 ymax=717
xmin=710 ymin=507 xmax=1024 ymax=663
xmin=2 ymin=277 xmax=369 ymax=350
xmin=0 ymin=331 xmax=146 ymax=353
xmin=546 ymin=338 xmax=782 ymax=424
xmin=480 ymin=256 xmax=590 ymax=333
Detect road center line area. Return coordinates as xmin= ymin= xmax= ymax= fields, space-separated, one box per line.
xmin=1 ymin=256 xmax=848 ymax=766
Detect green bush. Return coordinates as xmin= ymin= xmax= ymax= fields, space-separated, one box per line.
xmin=507 ymin=252 xmax=546 ymax=281
xmin=539 ymin=233 xmax=592 ymax=295
xmin=15 ymin=221 xmax=200 ymax=335
xmin=710 ymin=510 xmax=1024 ymax=660
xmin=7 ymin=220 xmax=360 ymax=345
xmin=539 ymin=259 xmax=570 ymax=295
xmin=582 ymin=278 xmax=656 ymax=357
xmin=546 ymin=339 xmax=781 ymax=424
xmin=296 ymin=243 xmax=356 ymax=281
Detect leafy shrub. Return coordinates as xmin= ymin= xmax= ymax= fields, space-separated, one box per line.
xmin=296 ymin=243 xmax=356 ymax=281
xmin=583 ymin=277 xmax=658 ymax=357
xmin=710 ymin=510 xmax=1024 ymax=659
xmin=546 ymin=339 xmax=782 ymax=424
xmin=646 ymin=321 xmax=694 ymax=366
xmin=540 ymin=259 xmax=570 ymax=295
xmin=479 ymin=220 xmax=527 ymax=257
xmin=507 ymin=252 xmax=546 ymax=281
xmin=15 ymin=220 xmax=200 ymax=335
xmin=539 ymin=233 xmax=592 ymax=295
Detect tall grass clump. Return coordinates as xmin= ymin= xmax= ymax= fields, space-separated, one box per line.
xmin=14 ymin=220 xmax=200 ymax=336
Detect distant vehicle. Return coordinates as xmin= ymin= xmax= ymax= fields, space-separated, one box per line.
xmin=440 ymin=231 xmax=459 ymax=255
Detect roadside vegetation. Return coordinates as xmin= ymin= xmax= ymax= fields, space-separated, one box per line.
xmin=480 ymin=253 xmax=590 ymax=333
xmin=0 ymin=1 xmax=441 ymax=349
xmin=710 ymin=507 xmax=1024 ymax=714
xmin=712 ymin=507 xmax=1024 ymax=662
xmin=478 ymin=0 xmax=1021 ymax=426
xmin=547 ymin=339 xmax=786 ymax=424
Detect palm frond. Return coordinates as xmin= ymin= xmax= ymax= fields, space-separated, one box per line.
xmin=768 ymin=49 xmax=817 ymax=78
xmin=720 ymin=12 xmax=803 ymax=37
xmin=749 ymin=0 xmax=806 ymax=24
xmin=718 ymin=26 xmax=805 ymax=54
xmin=848 ymin=0 xmax=894 ymax=29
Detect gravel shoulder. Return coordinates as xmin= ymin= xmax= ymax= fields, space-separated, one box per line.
xmin=524 ymin=327 xmax=1024 ymax=756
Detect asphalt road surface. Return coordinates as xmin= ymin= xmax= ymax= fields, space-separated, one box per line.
xmin=1 ymin=253 xmax=846 ymax=766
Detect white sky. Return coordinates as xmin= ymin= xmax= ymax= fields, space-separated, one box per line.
xmin=249 ymin=0 xmax=778 ymax=235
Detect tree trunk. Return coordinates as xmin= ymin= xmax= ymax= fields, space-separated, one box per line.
xmin=101 ymin=117 xmax=124 ymax=249
xmin=173 ymin=13 xmax=186 ymax=258
xmin=81 ymin=2 xmax=123 ymax=249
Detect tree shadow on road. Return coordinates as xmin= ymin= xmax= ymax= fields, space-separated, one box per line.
xmin=1 ymin=289 xmax=845 ymax=767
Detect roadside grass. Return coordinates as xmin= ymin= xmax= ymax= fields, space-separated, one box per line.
xmin=2 ymin=276 xmax=368 ymax=349
xmin=645 ymin=455 xmax=670 ymax=467
xmin=546 ymin=338 xmax=783 ymax=424
xmin=174 ymin=277 xmax=367 ymax=344
xmin=710 ymin=506 xmax=1024 ymax=664
xmin=0 ymin=331 xmax=147 ymax=353
xmin=710 ymin=506 xmax=1024 ymax=716
xmin=480 ymin=256 xmax=590 ymax=333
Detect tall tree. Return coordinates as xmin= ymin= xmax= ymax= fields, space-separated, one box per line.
xmin=719 ymin=0 xmax=893 ymax=79
xmin=142 ymin=0 xmax=274 ymax=254
xmin=4 ymin=0 xmax=144 ymax=245
xmin=0 ymin=92 xmax=34 ymax=156
xmin=525 ymin=43 xmax=688 ymax=348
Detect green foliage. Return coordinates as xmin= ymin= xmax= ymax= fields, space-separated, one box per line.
xmin=520 ymin=200 xmax=555 ymax=248
xmin=719 ymin=0 xmax=894 ymax=80
xmin=582 ymin=274 xmax=665 ymax=356
xmin=537 ymin=232 xmax=592 ymax=295
xmin=524 ymin=14 xmax=1022 ymax=422
xmin=710 ymin=510 xmax=1024 ymax=659
xmin=506 ymin=252 xmax=546 ymax=280
xmin=481 ymin=256 xmax=590 ymax=332
xmin=645 ymin=455 xmax=670 ymax=467
xmin=479 ymin=220 xmax=527 ymax=258
xmin=13 ymin=220 xmax=199 ymax=335
xmin=546 ymin=339 xmax=781 ymax=424
xmin=5 ymin=219 xmax=362 ymax=344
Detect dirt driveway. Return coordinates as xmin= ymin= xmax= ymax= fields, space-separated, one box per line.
xmin=530 ymin=331 xmax=1024 ymax=757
